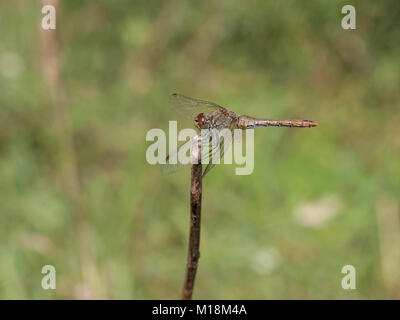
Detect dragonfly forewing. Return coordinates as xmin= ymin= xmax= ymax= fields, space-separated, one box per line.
xmin=170 ymin=93 xmax=222 ymax=120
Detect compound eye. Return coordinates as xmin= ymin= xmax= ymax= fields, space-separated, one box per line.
xmin=196 ymin=113 xmax=205 ymax=124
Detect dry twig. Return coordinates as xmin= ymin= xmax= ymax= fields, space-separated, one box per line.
xmin=182 ymin=136 xmax=203 ymax=300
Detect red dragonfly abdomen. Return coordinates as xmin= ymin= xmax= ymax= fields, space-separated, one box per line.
xmin=237 ymin=115 xmax=318 ymax=129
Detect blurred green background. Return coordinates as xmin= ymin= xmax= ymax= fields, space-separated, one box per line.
xmin=1 ymin=0 xmax=399 ymax=299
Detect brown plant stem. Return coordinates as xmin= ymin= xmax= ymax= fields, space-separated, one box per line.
xmin=182 ymin=137 xmax=203 ymax=300
xmin=41 ymin=0 xmax=99 ymax=298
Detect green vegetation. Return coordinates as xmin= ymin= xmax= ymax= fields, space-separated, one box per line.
xmin=0 ymin=0 xmax=399 ymax=299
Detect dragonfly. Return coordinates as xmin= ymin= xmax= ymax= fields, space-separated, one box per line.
xmin=163 ymin=93 xmax=318 ymax=177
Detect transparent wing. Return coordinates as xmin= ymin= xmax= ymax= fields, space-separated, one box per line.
xmin=162 ymin=128 xmax=233 ymax=178
xmin=170 ymin=93 xmax=223 ymax=120
xmin=202 ymin=129 xmax=233 ymax=178
xmin=161 ymin=131 xmax=211 ymax=175
xmin=161 ymin=137 xmax=194 ymax=175
xmin=161 ymin=156 xmax=185 ymax=175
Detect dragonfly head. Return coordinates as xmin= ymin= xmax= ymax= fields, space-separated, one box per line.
xmin=194 ymin=113 xmax=206 ymax=129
